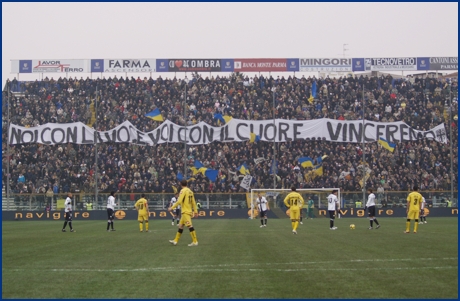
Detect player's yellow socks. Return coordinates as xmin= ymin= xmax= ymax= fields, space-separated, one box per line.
xmin=139 ymin=222 xmax=143 ymax=232
xmin=405 ymin=221 xmax=410 ymax=232
xmin=414 ymin=222 xmax=418 ymax=233
xmin=174 ymin=232 xmax=182 ymax=242
xmin=190 ymin=231 xmax=197 ymax=243
xmin=294 ymin=221 xmax=299 ymax=230
xmin=145 ymin=221 xmax=149 ymax=231
xmin=291 ymin=221 xmax=295 ymax=230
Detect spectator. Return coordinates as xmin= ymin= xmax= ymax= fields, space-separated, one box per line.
xmin=45 ymin=187 xmax=54 ymax=208
xmin=1 ymin=74 xmax=457 ymax=194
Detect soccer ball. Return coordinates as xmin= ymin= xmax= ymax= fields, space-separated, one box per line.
xmin=350 ymin=224 xmax=356 ymax=230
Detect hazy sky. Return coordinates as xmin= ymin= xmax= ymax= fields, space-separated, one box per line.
xmin=2 ymin=2 xmax=458 ymax=83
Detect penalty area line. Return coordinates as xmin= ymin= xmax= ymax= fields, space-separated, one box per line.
xmin=3 ymin=257 xmax=457 ymax=273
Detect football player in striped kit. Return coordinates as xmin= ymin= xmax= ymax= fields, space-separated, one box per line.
xmin=62 ymin=192 xmax=75 ymax=232
xmin=327 ymin=190 xmax=338 ymax=230
xmin=106 ymin=191 xmax=117 ymax=232
xmin=419 ymin=196 xmax=427 ymax=224
xmin=169 ymin=193 xmax=181 ymax=226
xmin=256 ymin=193 xmax=270 ymax=228
xmin=365 ymin=189 xmax=380 ymax=230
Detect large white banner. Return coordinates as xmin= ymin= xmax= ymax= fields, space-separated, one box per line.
xmin=8 ymin=119 xmax=448 ymax=145
xmin=11 ymin=59 xmax=88 ymax=73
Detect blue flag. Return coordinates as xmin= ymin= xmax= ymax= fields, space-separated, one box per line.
xmin=176 ymin=172 xmax=184 ymax=181
xmin=312 ymin=81 xmax=317 ymax=98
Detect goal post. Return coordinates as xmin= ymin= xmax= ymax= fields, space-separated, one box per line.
xmin=249 ymin=188 xmax=341 ymax=219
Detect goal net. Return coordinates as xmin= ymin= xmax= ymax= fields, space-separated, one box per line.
xmin=249 ymin=188 xmax=341 ymax=219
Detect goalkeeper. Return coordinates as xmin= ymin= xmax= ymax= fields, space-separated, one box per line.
xmin=307 ymin=196 xmax=315 ymax=219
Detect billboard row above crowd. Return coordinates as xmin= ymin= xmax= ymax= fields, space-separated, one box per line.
xmin=10 ymin=57 xmax=458 ymax=73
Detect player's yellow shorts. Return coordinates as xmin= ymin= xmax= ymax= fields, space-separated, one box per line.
xmin=289 ymin=206 xmax=300 ymax=220
xmin=407 ymin=210 xmax=420 ymax=220
xmin=179 ymin=213 xmax=193 ymax=227
xmin=138 ymin=213 xmax=148 ymax=222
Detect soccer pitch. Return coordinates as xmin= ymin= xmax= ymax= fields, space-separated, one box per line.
xmin=2 ymin=217 xmax=458 ymax=298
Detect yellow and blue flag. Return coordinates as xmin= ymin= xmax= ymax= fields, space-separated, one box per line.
xmin=204 ymin=169 xmax=218 ymax=182
xmin=378 ymin=137 xmax=396 ymax=152
xmin=316 ymin=156 xmax=323 ymax=165
xmin=312 ymin=81 xmax=317 ymax=98
xmin=213 ymin=113 xmax=225 ymax=124
xmin=189 ymin=167 xmax=200 ymax=175
xmin=198 ymin=167 xmax=208 ymax=176
xmin=238 ymin=163 xmax=250 ymax=175
xmin=194 ymin=160 xmax=204 ymax=169
xmin=298 ymin=157 xmax=314 ymax=168
xmin=359 ymin=172 xmax=371 ymax=188
xmin=223 ymin=115 xmax=233 ymax=123
xmin=314 ymin=164 xmax=323 ymax=177
xmin=249 ymin=133 xmax=261 ymax=143
xmin=177 ymin=172 xmax=195 ymax=183
xmin=145 ymin=108 xmax=164 ymax=122
xmin=213 ymin=114 xmax=233 ymax=125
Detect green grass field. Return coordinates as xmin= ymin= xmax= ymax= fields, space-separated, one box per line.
xmin=2 ymin=217 xmax=458 ymax=299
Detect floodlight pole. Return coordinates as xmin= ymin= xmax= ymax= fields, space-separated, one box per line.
xmin=95 ymin=85 xmax=99 ymax=205
xmin=449 ymin=85 xmax=453 ymax=204
xmin=6 ymin=85 xmax=10 ymax=210
xmin=362 ymin=84 xmax=366 ymax=205
xmin=343 ymin=44 xmax=348 ymax=57
xmin=184 ymin=81 xmax=187 ymax=176
xmin=273 ymin=86 xmax=276 ymax=189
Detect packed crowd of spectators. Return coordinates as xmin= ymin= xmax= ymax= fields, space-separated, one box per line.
xmin=2 ymin=73 xmax=458 ymax=200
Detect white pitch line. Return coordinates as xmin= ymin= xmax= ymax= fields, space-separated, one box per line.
xmin=3 ymin=257 xmax=457 ymax=273
xmin=4 ymin=266 xmax=457 ymax=273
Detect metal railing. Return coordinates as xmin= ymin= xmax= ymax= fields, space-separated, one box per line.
xmin=2 ymin=191 xmax=457 ymax=211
